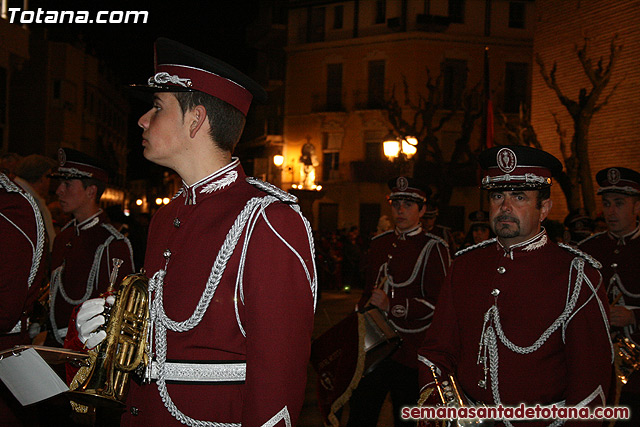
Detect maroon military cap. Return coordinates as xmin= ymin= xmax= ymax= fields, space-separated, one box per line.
xmin=387 ymin=176 xmax=431 ymax=203
xmin=479 ymin=145 xmax=562 ymax=190
xmin=596 ymin=167 xmax=640 ymax=196
xmin=468 ymin=210 xmax=490 ymax=227
xmin=48 ymin=148 xmax=109 ymax=183
xmin=131 ymin=37 xmax=267 ymax=117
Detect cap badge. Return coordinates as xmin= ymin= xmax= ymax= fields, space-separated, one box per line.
xmin=57 ymin=148 xmax=66 ymax=166
xmin=607 ymin=168 xmax=621 ymax=185
xmin=497 ymin=148 xmax=517 ymax=173
xmin=149 ymin=72 xmax=193 ymax=88
xmin=396 ymin=177 xmax=409 ymax=191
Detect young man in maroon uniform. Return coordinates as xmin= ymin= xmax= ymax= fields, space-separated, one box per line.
xmin=75 ymin=38 xmax=317 ymax=427
xmin=579 ymin=167 xmax=640 ymax=425
xmin=347 ymin=176 xmax=450 ymax=426
xmin=0 ymin=172 xmax=47 ymax=425
xmin=48 ymin=148 xmax=134 ymax=345
xmin=418 ymin=145 xmax=612 ymax=427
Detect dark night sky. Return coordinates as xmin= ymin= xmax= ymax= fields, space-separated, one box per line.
xmin=28 ymin=0 xmax=262 ymax=78
xmin=24 ymin=0 xmax=263 ymax=180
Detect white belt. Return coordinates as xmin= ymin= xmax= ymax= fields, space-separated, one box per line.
xmin=149 ymin=360 xmax=246 ymax=383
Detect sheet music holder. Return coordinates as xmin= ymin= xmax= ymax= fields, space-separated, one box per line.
xmin=0 ymin=345 xmax=89 ymax=406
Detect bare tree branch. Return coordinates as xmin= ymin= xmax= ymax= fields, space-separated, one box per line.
xmin=576 ymin=34 xmax=621 ymax=88
xmin=552 ymin=112 xmax=569 ymax=161
xmin=594 ymin=74 xmax=624 ymax=113
xmin=536 ymin=54 xmax=579 ymax=116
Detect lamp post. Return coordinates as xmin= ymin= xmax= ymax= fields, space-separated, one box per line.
xmin=383 ymin=132 xmax=418 ymax=174
xmin=272 ymin=154 xmax=284 ymax=188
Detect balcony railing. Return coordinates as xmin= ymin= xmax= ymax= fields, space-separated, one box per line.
xmin=416 ymin=14 xmax=450 ymax=32
xmin=352 ymin=90 xmax=390 ymax=111
xmin=311 ymin=92 xmax=346 ymax=113
xmin=350 ymin=161 xmax=397 ymax=182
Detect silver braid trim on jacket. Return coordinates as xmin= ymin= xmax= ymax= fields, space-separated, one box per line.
xmin=0 ymin=173 xmax=45 ymax=289
xmin=146 ymin=194 xmax=316 ymax=427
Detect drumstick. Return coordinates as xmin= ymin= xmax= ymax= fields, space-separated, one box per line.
xmin=365 ymin=276 xmax=388 ymax=309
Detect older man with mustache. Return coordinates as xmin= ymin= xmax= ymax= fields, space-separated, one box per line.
xmin=417 ymin=145 xmax=613 ymax=427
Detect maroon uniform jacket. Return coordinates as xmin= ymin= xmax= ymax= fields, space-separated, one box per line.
xmin=425 ymin=224 xmax=455 ymax=254
xmin=121 ymin=159 xmax=317 ymax=427
xmin=579 ymin=227 xmax=640 ymax=393
xmin=419 ymin=231 xmax=612 ymax=427
xmin=0 ymin=173 xmax=46 ymax=349
xmin=0 ymin=174 xmax=46 ymax=426
xmin=359 ymin=226 xmax=450 ymax=369
xmin=50 ymin=210 xmax=134 ymax=344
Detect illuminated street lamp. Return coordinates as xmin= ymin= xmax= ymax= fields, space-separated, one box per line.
xmin=383 ymin=132 xmax=418 ymax=161
xmin=401 ymin=137 xmax=418 ymax=157
xmin=383 ymin=139 xmax=400 ymax=160
xmin=273 ymin=154 xmax=284 ymax=167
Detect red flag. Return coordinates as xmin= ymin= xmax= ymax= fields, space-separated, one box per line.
xmin=486 ymin=97 xmax=494 ymax=148
xmin=484 ymin=46 xmax=494 ymax=149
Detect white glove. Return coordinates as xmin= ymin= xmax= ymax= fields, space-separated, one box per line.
xmin=76 ymin=295 xmax=115 ymax=349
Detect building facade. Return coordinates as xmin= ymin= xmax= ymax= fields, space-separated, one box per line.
xmin=531 ymin=0 xmax=640 ymax=221
xmin=283 ymin=0 xmax=535 ymax=237
xmin=7 ymin=30 xmax=130 ymax=205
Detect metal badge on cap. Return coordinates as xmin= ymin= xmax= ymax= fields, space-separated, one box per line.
xmin=397 ymin=177 xmax=408 ymax=191
xmin=607 ymin=168 xmax=621 ymax=185
xmin=497 ymin=148 xmax=517 ymax=173
xmin=58 ymin=148 xmax=66 ymax=166
xmin=148 ymin=72 xmax=193 ymax=88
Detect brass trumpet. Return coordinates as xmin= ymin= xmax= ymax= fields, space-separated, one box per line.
xmin=418 ymin=365 xmax=494 ymax=427
xmin=614 ymin=334 xmax=640 ymax=385
xmin=68 ymin=259 xmax=149 ymax=408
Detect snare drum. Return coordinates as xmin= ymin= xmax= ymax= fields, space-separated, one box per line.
xmin=361 ymin=305 xmax=402 ymax=375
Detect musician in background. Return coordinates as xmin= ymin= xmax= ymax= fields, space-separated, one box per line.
xmin=422 ymin=199 xmax=456 ymax=253
xmin=579 ymin=167 xmax=640 ymax=425
xmin=419 ymin=146 xmax=612 ymax=427
xmin=0 ymin=172 xmax=47 ymax=426
xmin=347 ymin=176 xmax=450 ymax=427
xmin=460 ymin=210 xmax=495 ymax=249
xmin=47 ymin=148 xmax=134 ymax=346
xmin=564 ymin=208 xmax=594 ymax=247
